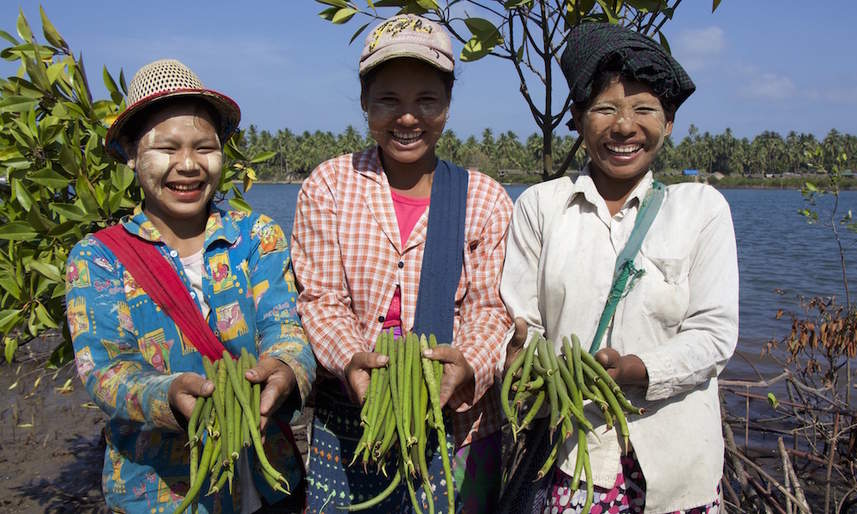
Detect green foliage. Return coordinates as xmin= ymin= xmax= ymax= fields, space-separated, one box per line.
xmin=316 ymin=0 xmax=722 ymax=180
xmin=0 ymin=9 xmax=268 ymax=367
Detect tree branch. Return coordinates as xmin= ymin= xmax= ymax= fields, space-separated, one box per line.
xmin=507 ymin=11 xmax=545 ymax=127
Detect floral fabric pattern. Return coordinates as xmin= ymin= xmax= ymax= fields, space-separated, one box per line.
xmin=66 ymin=205 xmax=316 ymax=514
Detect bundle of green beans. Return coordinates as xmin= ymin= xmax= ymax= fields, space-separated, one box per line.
xmin=340 ymin=330 xmax=453 ymax=514
xmin=175 ymin=349 xmax=290 ymax=514
xmin=501 ymin=334 xmax=645 ymax=512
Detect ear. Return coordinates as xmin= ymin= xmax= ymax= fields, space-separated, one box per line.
xmin=664 ymin=112 xmax=674 ymax=138
xmin=121 ymin=137 xmax=137 ymax=171
xmin=570 ymin=106 xmax=584 ymax=133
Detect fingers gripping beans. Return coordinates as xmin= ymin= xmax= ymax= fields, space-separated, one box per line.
xmin=175 ymin=353 xmax=291 ymax=514
xmin=500 ymin=333 xmax=645 ymax=512
xmin=340 ymin=331 xmax=454 ymax=513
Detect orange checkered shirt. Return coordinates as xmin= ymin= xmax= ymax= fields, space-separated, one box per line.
xmin=291 ymin=147 xmax=513 ymax=445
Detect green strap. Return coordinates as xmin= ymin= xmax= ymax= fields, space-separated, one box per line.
xmin=589 ymin=180 xmax=665 ymax=355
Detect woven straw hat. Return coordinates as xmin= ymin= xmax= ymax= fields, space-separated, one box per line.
xmin=105 ymin=59 xmax=240 ymax=162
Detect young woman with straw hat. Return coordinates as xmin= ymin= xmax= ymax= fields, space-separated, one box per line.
xmin=66 ymin=59 xmax=315 ymax=513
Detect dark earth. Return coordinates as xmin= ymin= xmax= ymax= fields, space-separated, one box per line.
xmin=0 ymin=335 xmax=311 ymax=514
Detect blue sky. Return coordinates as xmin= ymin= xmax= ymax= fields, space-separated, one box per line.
xmin=4 ymin=1 xmax=857 ymax=142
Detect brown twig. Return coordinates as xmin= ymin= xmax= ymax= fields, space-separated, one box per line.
xmin=779 ymin=437 xmax=811 ymax=513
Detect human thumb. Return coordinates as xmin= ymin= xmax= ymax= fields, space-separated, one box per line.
xmin=511 ymin=317 xmax=528 ymax=348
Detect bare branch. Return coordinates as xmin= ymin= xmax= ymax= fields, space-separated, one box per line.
xmin=550 ymin=93 xmax=573 ymax=130
xmin=653 ymin=0 xmax=682 ymax=35
xmin=507 ymin=12 xmax=545 ymax=127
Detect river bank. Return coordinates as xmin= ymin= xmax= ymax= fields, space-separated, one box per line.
xmin=254 ymin=175 xmax=857 ymax=190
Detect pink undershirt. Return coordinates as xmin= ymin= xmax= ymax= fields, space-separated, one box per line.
xmin=383 ymin=190 xmax=430 ymax=336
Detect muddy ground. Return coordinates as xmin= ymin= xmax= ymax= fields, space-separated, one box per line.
xmin=0 ymin=335 xmax=311 ymax=514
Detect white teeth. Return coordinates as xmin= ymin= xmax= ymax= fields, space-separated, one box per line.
xmin=168 ymin=183 xmax=201 ymax=192
xmin=392 ymin=130 xmax=421 ymax=143
xmin=607 ymin=144 xmax=641 ymax=154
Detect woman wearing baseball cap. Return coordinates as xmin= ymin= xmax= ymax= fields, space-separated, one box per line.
xmin=66 ymin=59 xmax=315 ymax=513
xmin=291 ymin=14 xmax=513 ymax=513
xmin=499 ymin=23 xmax=737 ymax=513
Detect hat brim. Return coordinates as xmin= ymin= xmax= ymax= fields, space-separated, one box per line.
xmin=359 ymin=43 xmax=454 ymax=76
xmin=105 ymin=88 xmax=241 ymax=162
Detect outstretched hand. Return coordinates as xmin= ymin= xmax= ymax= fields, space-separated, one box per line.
xmin=168 ymin=372 xmax=214 ymax=423
xmin=422 ymin=345 xmax=475 ymax=410
xmin=503 ymin=317 xmax=529 ymax=372
xmin=593 ymin=348 xmax=649 ymax=387
xmin=244 ymin=356 xmax=298 ymax=432
xmin=344 ymin=351 xmax=389 ymax=405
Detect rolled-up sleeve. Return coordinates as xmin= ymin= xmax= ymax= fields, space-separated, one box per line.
xmin=248 ymin=215 xmax=317 ymax=412
xmin=66 ymin=238 xmax=182 ymax=432
xmin=290 ymin=167 xmax=366 ymax=380
xmin=452 ymin=183 xmax=513 ymax=411
xmin=498 ymin=187 xmax=548 ymax=371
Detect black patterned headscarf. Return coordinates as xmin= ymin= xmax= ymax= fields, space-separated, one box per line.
xmin=561 ymin=23 xmax=695 ymax=113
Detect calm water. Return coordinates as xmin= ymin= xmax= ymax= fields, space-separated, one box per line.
xmin=242 ymin=183 xmax=857 ymax=379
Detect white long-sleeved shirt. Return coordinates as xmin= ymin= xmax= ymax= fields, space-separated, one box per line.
xmin=499 ymin=168 xmax=738 ymax=513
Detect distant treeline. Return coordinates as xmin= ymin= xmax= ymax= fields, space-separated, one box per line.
xmin=236 ymin=124 xmax=857 ymax=182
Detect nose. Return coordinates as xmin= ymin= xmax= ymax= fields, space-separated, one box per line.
xmin=611 ymin=109 xmax=637 ymax=137
xmin=175 ymin=149 xmax=201 ymax=173
xmin=395 ymin=108 xmax=419 ymax=125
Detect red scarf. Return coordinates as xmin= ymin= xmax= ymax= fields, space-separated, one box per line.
xmin=94 ymin=224 xmax=227 ymax=361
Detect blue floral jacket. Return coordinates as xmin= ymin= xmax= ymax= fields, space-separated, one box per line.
xmin=66 ymin=205 xmax=316 ymax=513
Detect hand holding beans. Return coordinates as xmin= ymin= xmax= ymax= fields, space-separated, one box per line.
xmin=345 ymin=351 xmax=390 ymax=405
xmin=593 ymin=347 xmax=649 ymax=387
xmin=244 ymin=356 xmax=298 ymax=432
xmin=168 ymin=372 xmax=214 ymax=424
xmin=421 ymin=344 xmax=475 ymax=410
xmin=503 ymin=317 xmax=530 ymax=373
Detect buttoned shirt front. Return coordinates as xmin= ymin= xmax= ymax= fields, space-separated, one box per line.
xmin=500 ymin=168 xmax=739 ymax=513
xmin=291 ymin=147 xmax=513 ymax=445
xmin=66 ymin=205 xmax=316 ymax=513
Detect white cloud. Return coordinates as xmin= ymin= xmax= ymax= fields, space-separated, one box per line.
xmin=805 ymin=87 xmax=857 ymax=104
xmin=739 ymin=72 xmax=798 ymax=100
xmin=673 ymin=26 xmax=725 ymax=71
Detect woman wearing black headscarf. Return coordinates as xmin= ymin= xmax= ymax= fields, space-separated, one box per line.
xmin=499 ymin=23 xmax=737 ymax=513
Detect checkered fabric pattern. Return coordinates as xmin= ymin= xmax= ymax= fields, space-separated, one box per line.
xmin=291 ymin=147 xmax=513 ymax=445
xmin=560 ymin=22 xmax=695 ymax=110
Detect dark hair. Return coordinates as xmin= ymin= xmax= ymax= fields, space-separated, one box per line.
xmin=122 ymin=96 xmax=223 ymax=148
xmin=359 ymin=58 xmax=455 ymax=102
xmin=575 ymin=56 xmax=677 ymax=116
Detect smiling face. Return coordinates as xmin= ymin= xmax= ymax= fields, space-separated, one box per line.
xmin=362 ymin=58 xmax=450 ymax=174
xmin=573 ymin=76 xmax=673 ymax=190
xmin=125 ymin=101 xmax=222 ymax=235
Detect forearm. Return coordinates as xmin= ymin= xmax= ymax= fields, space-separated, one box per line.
xmin=298 ymin=296 xmax=366 ymax=379
xmin=83 ymin=359 xmax=182 ymax=431
xmin=453 ymin=308 xmax=509 ymax=410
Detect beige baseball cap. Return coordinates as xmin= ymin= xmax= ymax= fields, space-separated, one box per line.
xmin=359 ymin=14 xmax=454 ymax=76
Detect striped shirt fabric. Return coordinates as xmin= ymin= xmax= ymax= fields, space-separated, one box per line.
xmin=291 ymin=147 xmax=513 ymax=445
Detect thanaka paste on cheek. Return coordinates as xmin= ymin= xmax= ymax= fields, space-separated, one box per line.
xmin=137 ymin=151 xmax=170 ymax=196
xmin=206 ymin=153 xmax=222 ymax=173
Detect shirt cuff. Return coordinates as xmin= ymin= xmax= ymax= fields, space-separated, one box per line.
xmin=265 ymin=351 xmax=312 ymax=411
xmin=151 ymin=374 xmax=183 ymax=432
xmin=636 ymin=348 xmax=675 ymax=401
xmin=455 ymin=344 xmax=493 ymax=412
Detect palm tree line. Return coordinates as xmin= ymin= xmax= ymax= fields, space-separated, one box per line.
xmin=237 ymin=124 xmax=857 ymax=182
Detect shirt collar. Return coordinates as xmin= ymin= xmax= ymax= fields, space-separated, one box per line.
xmin=121 ymin=204 xmax=240 ymax=247
xmin=354 ymin=146 xmax=386 ymax=184
xmin=568 ymin=163 xmax=654 ymax=213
